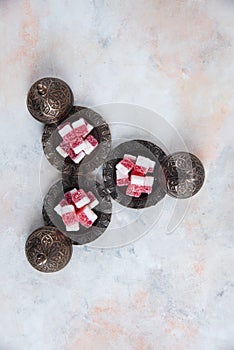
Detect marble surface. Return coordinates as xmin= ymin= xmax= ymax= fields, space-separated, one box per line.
xmin=0 ymin=1 xmax=234 ymax=349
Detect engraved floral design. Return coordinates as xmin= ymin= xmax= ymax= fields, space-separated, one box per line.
xmin=25 ymin=227 xmax=73 ymax=273
xmin=27 ymin=77 xmax=73 ymax=124
xmin=161 ymin=152 xmax=205 ymax=199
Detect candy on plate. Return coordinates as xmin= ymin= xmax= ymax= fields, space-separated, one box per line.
xmin=72 ymin=189 xmax=90 ymax=209
xmin=77 ymin=205 xmax=98 ymax=228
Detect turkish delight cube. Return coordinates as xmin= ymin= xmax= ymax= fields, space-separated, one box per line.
xmin=56 ymin=140 xmax=70 ymax=158
xmin=64 ymin=189 xmax=77 ymax=204
xmin=116 ymin=170 xmax=129 ymax=186
xmin=69 ymin=149 xmax=85 ymax=164
xmin=123 ymin=154 xmax=136 ymax=163
xmin=77 ymin=205 xmax=98 ymax=228
xmin=56 ymin=146 xmax=68 ymax=158
xmin=141 ymin=186 xmax=153 ymax=194
xmin=117 ymin=178 xmax=130 ymax=186
xmin=72 ymin=118 xmax=89 ymax=138
xmin=83 ymin=121 xmax=94 ymax=137
xmin=130 ymin=174 xmax=145 ymax=186
xmin=70 ymin=137 xmax=86 ymax=154
xmin=54 ymin=198 xmax=69 ymax=216
xmin=66 ymin=222 xmax=80 ymax=231
xmin=84 ymin=135 xmax=98 ymax=155
xmin=61 ymin=205 xmax=77 ymax=226
xmin=58 ymin=122 xmax=73 ymax=138
xmin=72 ymin=189 xmax=90 ymax=209
xmin=87 ymin=191 xmax=99 ymax=209
xmin=69 ymin=148 xmax=76 ymax=159
xmin=73 ymin=151 xmax=85 ymax=164
xmin=63 ymin=129 xmax=78 ymax=144
xmin=148 ymin=159 xmax=155 ymax=173
xmin=126 ymin=184 xmax=141 ymax=197
xmin=116 ymin=158 xmax=135 ymax=175
xmin=141 ymin=176 xmax=154 ymax=194
xmin=134 ymin=156 xmax=150 ymax=174
xmin=144 ymin=176 xmax=154 ymax=187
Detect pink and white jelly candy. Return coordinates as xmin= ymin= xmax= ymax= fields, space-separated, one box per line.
xmin=130 ymin=174 xmax=145 ymax=186
xmin=73 ymin=151 xmax=85 ymax=164
xmin=144 ymin=176 xmax=154 ymax=187
xmin=54 ymin=198 xmax=68 ymax=216
xmin=56 ymin=140 xmax=70 ymax=158
xmin=68 ymin=148 xmax=76 ymax=159
xmin=147 ymin=159 xmax=155 ymax=173
xmin=61 ymin=205 xmax=77 ymax=226
xmin=64 ymin=189 xmax=77 ymax=204
xmin=83 ymin=121 xmax=94 ymax=137
xmin=123 ymin=154 xmax=136 ymax=163
xmin=68 ymin=149 xmax=85 ymax=164
xmin=126 ymin=184 xmax=141 ymax=197
xmin=134 ymin=156 xmax=150 ymax=174
xmin=63 ymin=129 xmax=77 ymax=144
xmin=77 ymin=205 xmax=98 ymax=228
xmin=72 ymin=189 xmax=90 ymax=209
xmin=58 ymin=122 xmax=73 ymax=138
xmin=66 ymin=222 xmax=80 ymax=231
xmin=72 ymin=118 xmax=89 ymax=138
xmin=141 ymin=186 xmax=152 ymax=194
xmin=116 ymin=170 xmax=129 ymax=186
xmin=70 ymin=137 xmax=86 ymax=154
xmin=140 ymin=176 xmax=154 ymax=194
xmin=116 ymin=158 xmax=135 ymax=175
xmin=84 ymin=135 xmax=98 ymax=155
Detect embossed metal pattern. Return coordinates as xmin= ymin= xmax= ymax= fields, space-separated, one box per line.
xmin=25 ymin=226 xmax=73 ymax=273
xmin=160 ymin=152 xmax=205 ymax=199
xmin=42 ymin=106 xmax=112 ymax=174
xmin=103 ymin=140 xmax=167 ymax=209
xmin=27 ymin=77 xmax=74 ymax=124
xmin=42 ymin=179 xmax=112 ymax=245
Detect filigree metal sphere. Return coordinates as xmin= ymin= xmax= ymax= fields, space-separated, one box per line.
xmin=27 ymin=77 xmax=73 ymax=124
xmin=160 ymin=152 xmax=205 ymax=199
xmin=25 ymin=226 xmax=73 ymax=273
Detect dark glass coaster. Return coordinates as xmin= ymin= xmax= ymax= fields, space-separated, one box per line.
xmin=25 ymin=226 xmax=73 ymax=273
xmin=102 ymin=139 xmax=167 ymax=209
xmin=27 ymin=77 xmax=74 ymax=124
xmin=42 ymin=179 xmax=112 ymax=245
xmin=42 ymin=106 xmax=111 ymax=174
xmin=159 ymin=152 xmax=205 ymax=199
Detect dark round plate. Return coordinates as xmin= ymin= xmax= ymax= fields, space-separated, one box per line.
xmin=42 ymin=106 xmax=111 ymax=174
xmin=42 ymin=179 xmax=112 ymax=245
xmin=102 ymin=139 xmax=167 ymax=209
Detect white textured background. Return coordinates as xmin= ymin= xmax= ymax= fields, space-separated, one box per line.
xmin=0 ymin=1 xmax=234 ymax=349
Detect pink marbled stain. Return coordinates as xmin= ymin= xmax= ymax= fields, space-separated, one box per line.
xmin=13 ymin=0 xmax=39 ymax=68
xmin=193 ymin=260 xmax=205 ymax=275
xmin=164 ymin=317 xmax=199 ymax=350
xmin=70 ymin=295 xmax=153 ymax=350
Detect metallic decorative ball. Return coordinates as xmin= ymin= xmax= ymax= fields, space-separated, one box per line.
xmin=160 ymin=152 xmax=205 ymax=199
xmin=25 ymin=226 xmax=73 ymax=273
xmin=27 ymin=77 xmax=74 ymax=124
